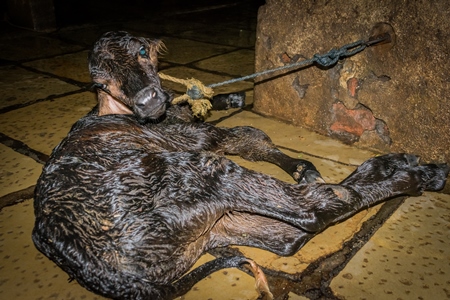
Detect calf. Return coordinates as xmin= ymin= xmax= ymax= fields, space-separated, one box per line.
xmin=32 ymin=31 xmax=449 ymax=300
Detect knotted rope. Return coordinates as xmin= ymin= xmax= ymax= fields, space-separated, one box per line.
xmin=158 ymin=73 xmax=214 ymax=118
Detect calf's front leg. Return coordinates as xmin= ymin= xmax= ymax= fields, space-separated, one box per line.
xmin=214 ymin=125 xmax=324 ymax=183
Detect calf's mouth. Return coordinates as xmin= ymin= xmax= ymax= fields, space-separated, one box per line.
xmin=93 ymin=81 xmax=170 ymax=122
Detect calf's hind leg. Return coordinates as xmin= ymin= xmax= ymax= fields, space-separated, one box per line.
xmin=210 ymin=212 xmax=313 ymax=256
xmin=206 ymin=153 xmax=448 ymax=254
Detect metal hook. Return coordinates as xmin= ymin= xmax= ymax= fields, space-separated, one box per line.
xmin=365 ymin=32 xmax=392 ymax=47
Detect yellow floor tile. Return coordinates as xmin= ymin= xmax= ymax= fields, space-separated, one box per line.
xmin=0 ymin=66 xmax=80 ymax=110
xmin=0 ymin=199 xmax=108 ymax=300
xmin=24 ymin=51 xmax=92 ymax=83
xmin=0 ymin=92 xmax=96 ymax=155
xmin=176 ymin=254 xmax=260 ymax=300
xmin=0 ymin=145 xmax=42 ymax=197
xmin=330 ymin=192 xmax=450 ymax=300
xmin=160 ymin=37 xmax=236 ymax=65
xmin=0 ymin=36 xmax=84 ymax=61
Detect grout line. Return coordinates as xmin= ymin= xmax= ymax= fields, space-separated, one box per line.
xmin=255 ymin=197 xmax=406 ymax=299
xmin=0 ymin=133 xmax=48 ymax=164
xmin=0 ymin=185 xmax=35 ymax=210
xmin=137 ymin=27 xmax=256 ymax=50
xmin=300 ymin=197 xmax=406 ymax=299
xmin=210 ymin=107 xmax=360 ymax=168
xmin=278 ymin=145 xmax=360 ymax=167
xmin=0 ymin=88 xmax=90 ymax=115
xmin=13 ymin=47 xmax=89 ymax=64
xmin=18 ymin=63 xmax=90 ymax=88
xmin=163 ymin=3 xmax=242 ymax=16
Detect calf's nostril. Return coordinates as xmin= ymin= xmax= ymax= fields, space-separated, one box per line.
xmin=135 ymin=98 xmax=147 ymax=108
xmin=134 ymin=87 xmax=163 ymax=110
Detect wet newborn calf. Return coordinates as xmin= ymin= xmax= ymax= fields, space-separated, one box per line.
xmin=32 ymin=31 xmax=449 ymax=300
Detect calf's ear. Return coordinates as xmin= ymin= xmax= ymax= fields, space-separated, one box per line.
xmin=147 ymin=39 xmax=166 ymax=68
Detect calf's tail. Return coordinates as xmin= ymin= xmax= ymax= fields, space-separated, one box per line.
xmin=165 ymin=256 xmax=273 ymax=300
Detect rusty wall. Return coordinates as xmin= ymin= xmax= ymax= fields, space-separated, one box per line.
xmin=254 ymin=0 xmax=450 ymax=163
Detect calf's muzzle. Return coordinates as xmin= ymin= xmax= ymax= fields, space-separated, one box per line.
xmin=133 ymin=86 xmax=169 ymax=121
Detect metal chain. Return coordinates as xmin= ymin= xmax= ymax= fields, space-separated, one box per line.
xmin=208 ymin=33 xmax=390 ymax=88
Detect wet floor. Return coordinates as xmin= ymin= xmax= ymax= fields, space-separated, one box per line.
xmin=1 ymin=1 xmax=449 ymax=299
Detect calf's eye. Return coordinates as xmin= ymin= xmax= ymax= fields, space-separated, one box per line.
xmin=139 ymin=47 xmax=147 ymax=57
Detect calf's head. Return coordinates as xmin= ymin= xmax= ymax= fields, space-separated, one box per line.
xmin=89 ymin=31 xmax=170 ymax=121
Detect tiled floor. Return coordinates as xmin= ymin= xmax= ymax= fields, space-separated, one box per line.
xmin=1 ymin=1 xmax=449 ymax=299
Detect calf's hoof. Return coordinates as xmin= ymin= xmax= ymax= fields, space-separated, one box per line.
xmin=420 ymin=163 xmax=449 ymax=192
xmin=210 ymin=92 xmax=246 ymax=110
xmin=293 ymin=162 xmax=325 ymax=184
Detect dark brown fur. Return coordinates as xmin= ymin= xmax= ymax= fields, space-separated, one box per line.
xmin=32 ymin=31 xmax=449 ymax=300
